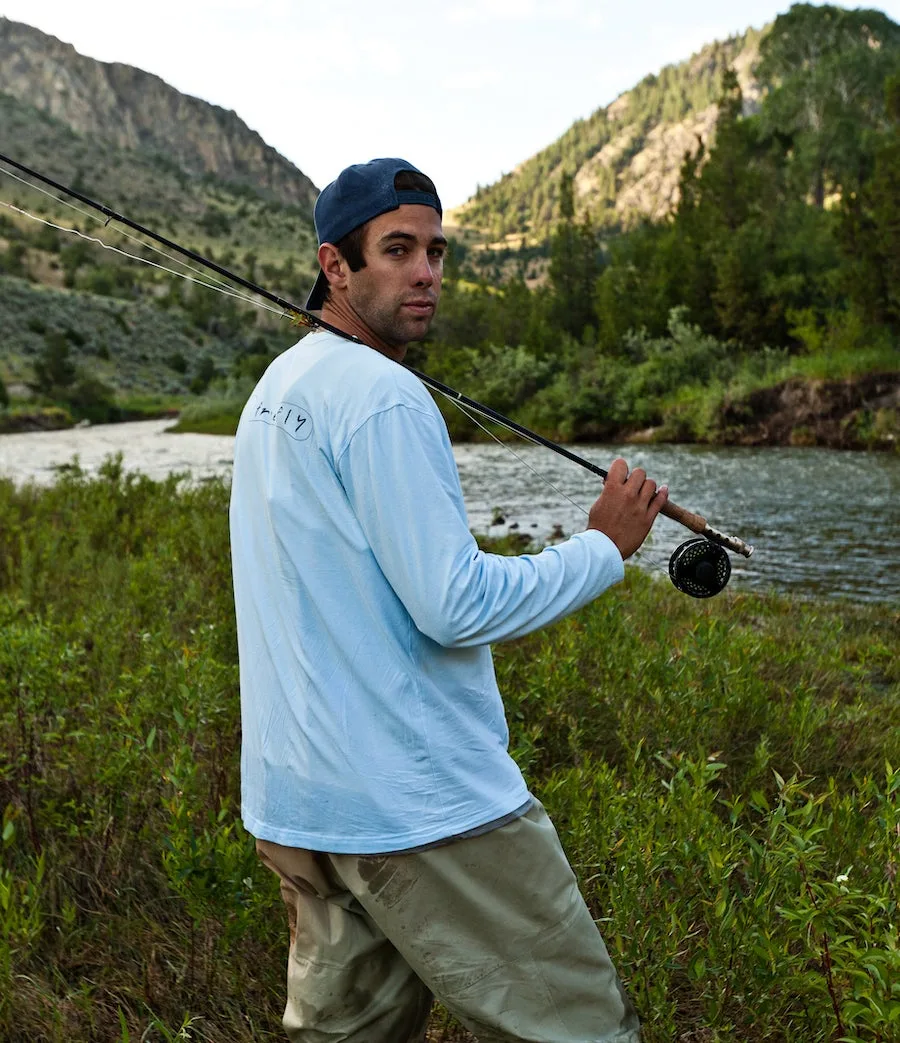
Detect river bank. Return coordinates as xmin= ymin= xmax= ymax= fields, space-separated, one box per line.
xmin=1 ymin=419 xmax=898 ymax=603
xmin=4 ymin=371 xmax=899 ymax=450
xmin=0 ymin=402 xmax=178 ymax=434
xmin=712 ymin=370 xmax=899 ymax=450
xmin=620 ymin=370 xmax=900 ymax=450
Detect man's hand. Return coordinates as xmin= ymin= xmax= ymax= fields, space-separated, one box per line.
xmin=587 ymin=458 xmax=668 ymax=560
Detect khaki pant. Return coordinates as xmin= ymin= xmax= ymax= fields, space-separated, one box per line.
xmin=256 ymin=801 xmax=640 ymax=1042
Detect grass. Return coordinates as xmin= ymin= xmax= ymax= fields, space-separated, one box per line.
xmin=167 ymin=392 xmax=248 ymax=436
xmin=166 ymin=413 xmax=240 ymax=436
xmin=0 ymin=461 xmax=897 ymax=1042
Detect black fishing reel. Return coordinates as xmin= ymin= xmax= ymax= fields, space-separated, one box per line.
xmin=669 ymin=537 xmax=731 ymax=598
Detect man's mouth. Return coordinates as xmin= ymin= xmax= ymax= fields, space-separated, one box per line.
xmin=402 ymin=299 xmax=435 ymax=316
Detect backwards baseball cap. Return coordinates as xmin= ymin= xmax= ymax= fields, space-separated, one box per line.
xmin=306 ymin=157 xmax=442 ymax=310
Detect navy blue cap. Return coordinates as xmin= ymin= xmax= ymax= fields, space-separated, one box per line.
xmin=306 ymin=158 xmax=442 ymax=309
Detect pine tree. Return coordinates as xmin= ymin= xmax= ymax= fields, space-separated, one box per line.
xmin=840 ymin=74 xmax=900 ymax=330
xmin=32 ymin=333 xmax=77 ymax=395
xmin=547 ymin=173 xmax=601 ymax=342
xmin=758 ymin=4 xmax=900 ymax=205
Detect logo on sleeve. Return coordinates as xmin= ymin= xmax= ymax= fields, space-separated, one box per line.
xmin=250 ymin=401 xmax=313 ymax=442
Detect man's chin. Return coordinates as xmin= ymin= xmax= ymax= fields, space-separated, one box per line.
xmin=385 ymin=317 xmax=434 ymax=348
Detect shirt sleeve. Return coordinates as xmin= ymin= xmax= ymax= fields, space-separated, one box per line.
xmin=336 ymin=401 xmax=624 ymax=648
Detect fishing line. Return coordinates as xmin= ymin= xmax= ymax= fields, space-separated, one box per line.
xmin=440 ymin=393 xmax=672 ymax=579
xmin=0 ymin=150 xmax=754 ymax=595
xmin=0 ymin=167 xmax=288 ymax=315
xmin=0 ymin=165 xmax=286 ymax=313
xmin=4 ymin=171 xmax=638 ymax=565
xmin=442 ymin=393 xmax=592 ymax=518
xmin=2 ymin=162 xmax=106 ymax=230
xmin=0 ymin=198 xmax=289 ymax=316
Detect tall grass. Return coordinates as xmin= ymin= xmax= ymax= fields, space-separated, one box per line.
xmin=0 ymin=461 xmax=897 ymax=1041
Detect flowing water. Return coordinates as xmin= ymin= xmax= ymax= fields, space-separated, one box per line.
xmin=1 ymin=419 xmax=897 ymax=603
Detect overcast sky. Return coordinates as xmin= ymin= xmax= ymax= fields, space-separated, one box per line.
xmin=3 ymin=1 xmax=900 ymax=208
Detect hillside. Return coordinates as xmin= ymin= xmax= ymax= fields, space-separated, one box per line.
xmin=0 ymin=18 xmax=317 ymax=210
xmin=0 ymin=21 xmax=322 ymax=417
xmin=0 ymin=92 xmax=318 ymax=265
xmin=451 ymin=27 xmax=766 ymax=243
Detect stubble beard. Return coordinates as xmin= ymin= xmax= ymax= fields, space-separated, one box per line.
xmin=349 ymin=286 xmax=437 ymax=350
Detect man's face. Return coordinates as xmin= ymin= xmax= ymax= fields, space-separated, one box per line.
xmin=344 ymin=205 xmax=446 ymax=350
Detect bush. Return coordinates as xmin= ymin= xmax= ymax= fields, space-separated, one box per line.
xmin=0 ymin=242 xmax=28 ymax=279
xmin=189 ymin=355 xmax=218 ymax=395
xmin=63 ymin=374 xmax=118 ymax=423
xmin=612 ymin=308 xmax=736 ymax=427
xmin=31 ymin=332 xmax=77 ymax=395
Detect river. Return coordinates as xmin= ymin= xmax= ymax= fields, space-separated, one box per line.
xmin=0 ymin=419 xmax=897 ymax=603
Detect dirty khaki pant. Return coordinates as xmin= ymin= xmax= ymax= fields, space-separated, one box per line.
xmin=256 ymin=801 xmax=640 ymax=1043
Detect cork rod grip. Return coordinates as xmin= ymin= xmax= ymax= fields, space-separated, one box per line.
xmin=660 ymin=499 xmax=755 ymax=558
xmin=661 ymin=499 xmax=707 ymax=533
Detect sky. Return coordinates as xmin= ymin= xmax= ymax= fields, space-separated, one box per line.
xmin=3 ymin=0 xmax=900 ymax=209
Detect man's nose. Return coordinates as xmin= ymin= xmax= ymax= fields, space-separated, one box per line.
xmin=412 ymin=250 xmax=436 ymax=286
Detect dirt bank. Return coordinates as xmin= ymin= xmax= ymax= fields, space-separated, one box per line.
xmin=719 ymin=371 xmax=899 ymax=449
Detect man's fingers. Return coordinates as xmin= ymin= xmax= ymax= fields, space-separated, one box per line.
xmin=602 ymin=457 xmax=667 ymax=518
xmin=606 ymin=458 xmax=629 ymax=485
xmin=638 ymin=478 xmax=657 ymax=506
xmin=588 ymin=465 xmax=669 ymax=557
xmin=647 ymin=484 xmax=669 ymax=520
xmin=622 ymin=466 xmax=662 ymax=509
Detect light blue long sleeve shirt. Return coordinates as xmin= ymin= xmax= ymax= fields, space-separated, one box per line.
xmin=230 ymin=331 xmax=624 ymax=853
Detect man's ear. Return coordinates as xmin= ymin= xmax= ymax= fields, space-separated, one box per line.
xmin=318 ymin=243 xmax=348 ymax=293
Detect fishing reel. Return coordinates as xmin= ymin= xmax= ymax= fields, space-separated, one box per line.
xmin=668 ymin=537 xmax=732 ymax=598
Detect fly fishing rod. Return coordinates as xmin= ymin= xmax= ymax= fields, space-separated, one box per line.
xmin=0 ymin=151 xmax=754 ymax=596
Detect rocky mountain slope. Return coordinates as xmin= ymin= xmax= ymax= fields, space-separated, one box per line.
xmin=0 ymin=22 xmax=321 ymax=413
xmin=0 ymin=17 xmax=317 ymax=210
xmin=452 ymin=27 xmax=766 ymax=241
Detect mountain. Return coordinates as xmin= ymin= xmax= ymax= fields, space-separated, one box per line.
xmin=0 ymin=18 xmax=317 ymax=210
xmin=0 ymin=20 xmax=323 ymax=416
xmin=451 ymin=27 xmax=766 ymax=243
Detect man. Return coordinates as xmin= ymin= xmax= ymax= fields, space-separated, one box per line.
xmin=230 ymin=158 xmax=667 ymax=1042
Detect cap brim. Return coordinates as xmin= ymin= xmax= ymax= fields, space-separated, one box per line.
xmin=306 ymin=269 xmax=329 ymax=310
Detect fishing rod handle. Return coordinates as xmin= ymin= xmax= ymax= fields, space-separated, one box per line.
xmin=661 ymin=500 xmax=754 ymax=557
